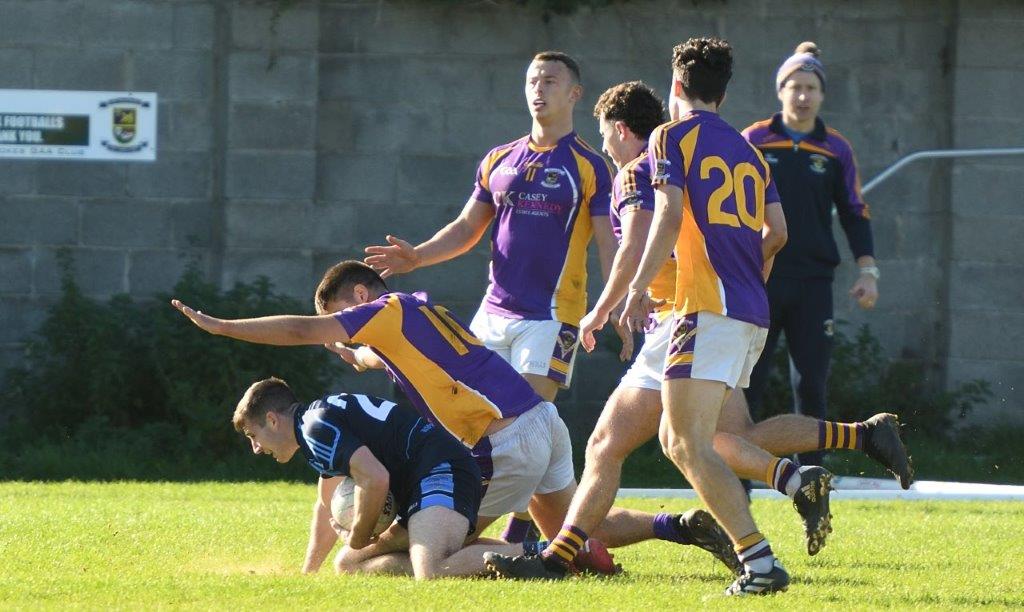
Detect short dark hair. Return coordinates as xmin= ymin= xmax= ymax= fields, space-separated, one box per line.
xmin=233 ymin=377 xmax=297 ymax=432
xmin=593 ymin=81 xmax=666 ymax=141
xmin=533 ymin=51 xmax=581 ymax=84
xmin=315 ymin=260 xmax=388 ymax=314
xmin=671 ymin=37 xmax=733 ymax=105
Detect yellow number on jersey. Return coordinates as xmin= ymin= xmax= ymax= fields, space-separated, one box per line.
xmin=699 ymin=156 xmax=765 ymax=231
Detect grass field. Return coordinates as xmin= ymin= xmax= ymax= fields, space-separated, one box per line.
xmin=2 ymin=482 xmax=1022 ymax=610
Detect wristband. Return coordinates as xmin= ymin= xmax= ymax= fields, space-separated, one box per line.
xmin=859 ymin=265 xmax=880 ymax=280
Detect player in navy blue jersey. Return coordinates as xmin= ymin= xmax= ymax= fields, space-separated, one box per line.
xmin=233 ymin=377 xmax=529 ymax=580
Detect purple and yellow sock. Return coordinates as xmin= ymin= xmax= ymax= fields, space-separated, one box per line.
xmin=819 ymin=421 xmax=866 ymax=450
xmin=543 ymin=524 xmax=588 ymax=566
xmin=765 ymin=457 xmax=799 ymax=495
xmin=501 ymin=516 xmax=533 ymax=544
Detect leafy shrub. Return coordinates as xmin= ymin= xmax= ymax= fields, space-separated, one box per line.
xmin=0 ymin=251 xmax=341 ymax=480
xmin=758 ymin=322 xmax=992 ymax=440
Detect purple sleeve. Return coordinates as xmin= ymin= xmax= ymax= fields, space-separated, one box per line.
xmin=333 ymin=299 xmax=389 ymax=342
xmin=588 ymin=158 xmax=613 ymax=217
xmin=469 ymin=153 xmax=494 ymax=205
xmin=835 ymin=142 xmax=869 ymax=219
xmin=832 ymin=139 xmax=874 ymax=258
xmin=648 ymin=125 xmax=686 ymax=190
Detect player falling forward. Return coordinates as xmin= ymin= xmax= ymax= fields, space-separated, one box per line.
xmin=484 ymin=81 xmax=832 ymax=583
xmin=171 ymin=261 xmax=741 ymax=576
xmin=231 ymin=377 xmax=527 ymax=579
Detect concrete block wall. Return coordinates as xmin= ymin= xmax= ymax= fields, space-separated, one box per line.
xmin=0 ymin=0 xmax=1021 ymax=422
xmin=946 ymin=1 xmax=1024 ymax=423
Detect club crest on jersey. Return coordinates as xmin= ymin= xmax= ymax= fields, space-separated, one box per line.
xmin=542 ymin=167 xmax=565 ymax=189
xmin=654 ymin=159 xmax=672 ymax=180
xmin=557 ymin=329 xmax=577 ymax=359
xmin=809 ymin=153 xmax=828 ymax=174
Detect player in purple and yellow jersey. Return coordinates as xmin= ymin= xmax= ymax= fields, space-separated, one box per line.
xmin=615 ymin=38 xmax=799 ymax=596
xmin=485 ymin=82 xmax=832 ymax=582
xmin=171 ymin=261 xmax=740 ymax=577
xmin=363 ymin=51 xmax=621 ymax=404
xmin=364 ymin=51 xmax=621 ymax=542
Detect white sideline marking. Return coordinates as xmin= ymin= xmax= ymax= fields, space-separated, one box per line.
xmin=618 ymin=478 xmax=1024 ymax=501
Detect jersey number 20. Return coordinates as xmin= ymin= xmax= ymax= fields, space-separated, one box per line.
xmin=700 ymin=156 xmax=764 ymax=231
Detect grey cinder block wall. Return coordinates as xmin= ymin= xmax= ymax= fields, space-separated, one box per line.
xmin=0 ymin=0 xmax=1021 ymax=423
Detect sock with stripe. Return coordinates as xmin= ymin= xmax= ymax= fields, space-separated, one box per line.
xmin=501 ymin=516 xmax=532 ymax=544
xmin=735 ymin=531 xmax=776 ymax=575
xmin=542 ymin=524 xmax=588 ymax=568
xmin=765 ymin=457 xmax=801 ymax=498
xmin=818 ymin=420 xmax=867 ymax=451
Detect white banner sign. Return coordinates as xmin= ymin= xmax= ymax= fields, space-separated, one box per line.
xmin=0 ymin=89 xmax=157 ymax=161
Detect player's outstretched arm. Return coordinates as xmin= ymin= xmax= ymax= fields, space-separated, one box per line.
xmin=364 ymin=198 xmax=494 ymax=277
xmin=170 ymin=299 xmax=350 ymax=346
xmin=346 ymin=447 xmax=391 ymax=550
xmin=620 ymin=185 xmax=682 ymax=332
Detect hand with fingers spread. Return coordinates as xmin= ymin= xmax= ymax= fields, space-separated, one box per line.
xmin=170 ymin=299 xmax=225 ymax=335
xmin=364 ymin=235 xmax=419 ymax=278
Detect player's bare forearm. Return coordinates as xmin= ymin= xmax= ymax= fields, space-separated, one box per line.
xmin=303 ymin=498 xmax=340 ymax=574
xmin=413 ymin=200 xmax=493 ymax=269
xmin=593 ymin=210 xmax=651 ymax=316
xmin=629 ymin=187 xmax=682 ymax=294
xmin=347 ymin=448 xmax=391 ymax=550
xmin=172 ymin=300 xmax=350 ymax=347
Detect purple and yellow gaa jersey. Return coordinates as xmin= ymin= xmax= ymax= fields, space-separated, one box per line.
xmin=334 ymin=292 xmax=542 ymax=447
xmin=610 ymin=153 xmax=675 ymax=317
xmin=648 ymin=110 xmax=780 ymax=328
xmin=470 ymin=131 xmax=613 ymax=325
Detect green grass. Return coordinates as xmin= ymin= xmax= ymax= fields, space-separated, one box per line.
xmin=2 ymin=482 xmax=1022 ymax=609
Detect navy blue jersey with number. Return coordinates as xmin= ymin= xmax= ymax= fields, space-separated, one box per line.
xmin=293 ymin=393 xmax=469 ymax=497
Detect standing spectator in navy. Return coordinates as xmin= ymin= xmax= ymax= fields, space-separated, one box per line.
xmin=734 ymin=42 xmax=879 ymax=466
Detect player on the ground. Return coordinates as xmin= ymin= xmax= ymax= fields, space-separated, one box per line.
xmin=171 ymin=261 xmax=741 ymax=576
xmin=364 ymin=50 xmax=620 ymax=542
xmin=483 ymin=81 xmax=830 ymax=583
xmin=620 ymin=37 xmax=793 ymax=595
xmin=231 ymin=377 xmax=528 ymax=579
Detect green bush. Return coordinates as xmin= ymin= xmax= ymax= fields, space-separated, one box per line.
xmin=0 ymin=251 xmax=341 ymax=481
xmin=758 ymin=322 xmax=992 ymax=440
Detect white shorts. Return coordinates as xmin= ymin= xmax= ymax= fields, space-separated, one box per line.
xmin=663 ymin=311 xmax=768 ymax=389
xmin=473 ymin=402 xmax=575 ymax=517
xmin=470 ymin=306 xmax=579 ymax=388
xmin=619 ymin=314 xmax=672 ymax=392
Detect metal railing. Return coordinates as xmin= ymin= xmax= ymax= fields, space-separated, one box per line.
xmin=862 ymin=147 xmax=1024 ymax=196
